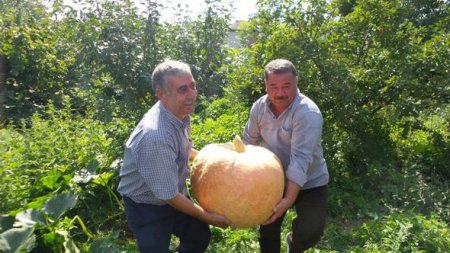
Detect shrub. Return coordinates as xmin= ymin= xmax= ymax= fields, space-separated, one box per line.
xmin=191 ymin=97 xmax=248 ymax=148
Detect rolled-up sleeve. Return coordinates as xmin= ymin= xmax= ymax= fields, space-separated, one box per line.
xmin=243 ymin=103 xmax=261 ymax=145
xmin=286 ymin=111 xmax=323 ymax=187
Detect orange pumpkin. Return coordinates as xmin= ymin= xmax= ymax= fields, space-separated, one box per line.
xmin=191 ymin=136 xmax=285 ymax=228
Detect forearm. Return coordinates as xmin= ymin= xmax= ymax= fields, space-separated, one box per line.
xmin=165 ymin=193 xmax=231 ymax=228
xmin=283 ymin=180 xmax=301 ymax=205
xmin=165 ymin=193 xmax=205 ymax=219
xmin=262 ymin=179 xmax=301 ymax=225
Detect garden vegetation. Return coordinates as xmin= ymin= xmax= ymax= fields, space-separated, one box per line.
xmin=0 ymin=0 xmax=449 ymax=252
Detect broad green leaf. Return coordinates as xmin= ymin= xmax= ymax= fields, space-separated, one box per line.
xmin=44 ymin=193 xmax=77 ymax=220
xmin=91 ymin=172 xmax=115 ymax=186
xmin=25 ymin=195 xmax=52 ymax=210
xmin=41 ymin=170 xmax=63 ymax=190
xmin=72 ymin=169 xmax=96 ymax=184
xmin=90 ymin=239 xmax=121 ymax=253
xmin=58 ymin=230 xmax=80 ymax=253
xmin=0 ymin=226 xmax=35 ymax=253
xmin=86 ymin=159 xmax=100 ymax=171
xmin=15 ymin=209 xmax=46 ymax=227
xmin=43 ymin=231 xmax=61 ymax=246
xmin=0 ymin=215 xmax=15 ymax=233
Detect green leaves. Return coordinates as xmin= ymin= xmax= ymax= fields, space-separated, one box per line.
xmin=44 ymin=193 xmax=77 ymax=221
xmin=191 ymin=98 xmax=248 ymax=148
xmin=91 ymin=172 xmax=115 ymax=187
xmin=15 ymin=209 xmax=46 ymax=227
xmin=0 ymin=101 xmax=121 ymax=212
xmin=0 ymin=193 xmax=79 ymax=253
xmin=89 ymin=232 xmax=122 ymax=253
xmin=338 ymin=212 xmax=450 ymax=252
xmin=0 ymin=0 xmax=448 ymax=252
xmin=0 ymin=226 xmax=35 ymax=253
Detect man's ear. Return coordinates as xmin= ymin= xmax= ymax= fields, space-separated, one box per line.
xmin=156 ymin=88 xmax=164 ymax=100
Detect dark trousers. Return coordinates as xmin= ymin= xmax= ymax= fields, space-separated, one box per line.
xmin=123 ymin=196 xmax=211 ymax=253
xmin=259 ymin=185 xmax=327 ymax=253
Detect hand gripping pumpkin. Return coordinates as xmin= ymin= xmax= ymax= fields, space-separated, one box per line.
xmin=191 ymin=136 xmax=285 ymax=228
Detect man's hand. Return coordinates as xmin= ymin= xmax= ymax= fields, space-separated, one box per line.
xmin=166 ymin=193 xmax=231 ymax=228
xmin=202 ymin=211 xmax=232 ymax=228
xmin=262 ymin=180 xmax=301 ymax=225
xmin=262 ymin=197 xmax=293 ymax=225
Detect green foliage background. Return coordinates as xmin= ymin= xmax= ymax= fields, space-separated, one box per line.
xmin=0 ymin=0 xmax=448 ymax=252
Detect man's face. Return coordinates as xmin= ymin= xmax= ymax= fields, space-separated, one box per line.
xmin=159 ymin=74 xmax=197 ymax=119
xmin=265 ymin=71 xmax=298 ymax=112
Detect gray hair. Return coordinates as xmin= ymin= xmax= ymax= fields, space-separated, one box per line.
xmin=264 ymin=59 xmax=297 ymax=79
xmin=152 ymin=60 xmax=192 ymax=92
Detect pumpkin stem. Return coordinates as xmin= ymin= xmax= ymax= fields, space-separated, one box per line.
xmin=233 ymin=135 xmax=246 ymax=153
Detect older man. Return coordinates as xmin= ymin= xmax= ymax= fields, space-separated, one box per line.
xmin=118 ymin=60 xmax=230 ymax=253
xmin=243 ymin=59 xmax=329 ymax=253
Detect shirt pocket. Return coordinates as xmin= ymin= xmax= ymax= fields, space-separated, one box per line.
xmin=280 ymin=126 xmax=293 ymax=141
xmin=280 ymin=115 xmax=293 ymax=140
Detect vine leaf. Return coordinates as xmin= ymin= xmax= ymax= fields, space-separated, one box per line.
xmin=0 ymin=226 xmax=35 ymax=253
xmin=44 ymin=193 xmax=77 ymax=220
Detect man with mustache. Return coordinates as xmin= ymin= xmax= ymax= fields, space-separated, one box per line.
xmin=118 ymin=60 xmax=231 ymax=253
xmin=243 ymin=59 xmax=329 ymax=253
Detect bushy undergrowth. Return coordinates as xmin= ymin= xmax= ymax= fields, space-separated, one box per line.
xmin=191 ymin=97 xmax=249 ymax=148
xmin=0 ymin=102 xmax=133 ymax=252
xmin=1 ymin=101 xmax=449 ymax=252
xmin=321 ymin=212 xmax=450 ymax=252
xmin=0 ymin=102 xmax=128 ymax=213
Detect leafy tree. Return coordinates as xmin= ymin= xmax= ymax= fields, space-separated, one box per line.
xmin=0 ymin=54 xmax=6 ymax=126
xmin=1 ymin=0 xmax=449 ymax=251
xmin=232 ymin=0 xmax=449 ymax=178
xmin=325 ymin=0 xmax=449 ymax=177
xmin=0 ymin=0 xmax=76 ymax=124
xmin=191 ymin=97 xmax=248 ymax=148
xmin=1 ymin=0 xmax=235 ymax=125
xmin=157 ymin=0 xmax=231 ymax=102
xmin=56 ymin=0 xmax=161 ymax=121
xmin=221 ymin=2 xmax=449 ymax=229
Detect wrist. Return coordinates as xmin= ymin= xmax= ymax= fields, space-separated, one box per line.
xmin=194 ymin=203 xmax=205 ymax=215
xmin=283 ymin=196 xmax=296 ymax=206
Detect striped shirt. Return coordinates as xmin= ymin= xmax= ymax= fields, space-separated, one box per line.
xmin=243 ymin=89 xmax=329 ymax=190
xmin=117 ymin=101 xmax=191 ymax=205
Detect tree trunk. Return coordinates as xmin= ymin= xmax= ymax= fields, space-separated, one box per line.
xmin=0 ymin=54 xmax=6 ymax=127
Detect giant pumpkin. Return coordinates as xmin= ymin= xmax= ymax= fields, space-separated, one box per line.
xmin=191 ymin=136 xmax=285 ymax=228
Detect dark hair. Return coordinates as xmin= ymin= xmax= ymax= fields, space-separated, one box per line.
xmin=264 ymin=59 xmax=297 ymax=79
xmin=152 ymin=60 xmax=192 ymax=92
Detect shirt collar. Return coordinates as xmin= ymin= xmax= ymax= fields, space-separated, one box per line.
xmin=158 ymin=101 xmax=190 ymax=129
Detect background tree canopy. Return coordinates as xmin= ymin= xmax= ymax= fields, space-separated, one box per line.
xmin=0 ymin=0 xmax=449 ymax=252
